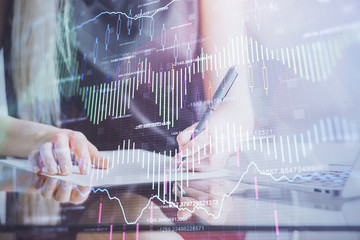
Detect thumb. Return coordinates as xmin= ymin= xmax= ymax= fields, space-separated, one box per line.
xmin=177 ymin=122 xmax=198 ymax=146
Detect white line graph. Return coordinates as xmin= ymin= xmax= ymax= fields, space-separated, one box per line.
xmin=73 ymin=0 xmax=178 ymax=30
xmin=87 ymin=160 xmax=327 ymax=225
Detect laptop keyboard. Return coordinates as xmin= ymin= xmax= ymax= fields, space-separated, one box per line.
xmin=284 ymin=170 xmax=351 ymax=187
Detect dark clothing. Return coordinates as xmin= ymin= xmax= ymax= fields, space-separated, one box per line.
xmin=63 ymin=0 xmax=203 ymax=153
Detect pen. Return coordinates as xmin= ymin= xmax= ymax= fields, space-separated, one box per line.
xmin=178 ymin=66 xmax=239 ymax=169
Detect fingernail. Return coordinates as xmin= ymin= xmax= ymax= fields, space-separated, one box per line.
xmin=80 ymin=166 xmax=88 ymax=175
xmin=48 ymin=166 xmax=58 ymax=175
xmin=81 ymin=161 xmax=89 ymax=175
xmin=32 ymin=165 xmax=40 ymax=173
xmin=60 ymin=165 xmax=72 ymax=175
xmin=178 ymin=210 xmax=192 ymax=221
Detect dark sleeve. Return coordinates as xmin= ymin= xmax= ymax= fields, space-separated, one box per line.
xmin=2 ymin=1 xmax=18 ymax=117
xmin=0 ymin=0 xmax=11 ymax=48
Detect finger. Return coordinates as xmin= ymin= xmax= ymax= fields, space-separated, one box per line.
xmin=172 ymin=182 xmax=186 ymax=198
xmin=176 ymin=122 xmax=198 ymax=146
xmin=181 ymin=185 xmax=211 ymax=201
xmin=178 ymin=144 xmax=213 ymax=166
xmin=182 ymin=183 xmax=226 ymax=200
xmin=29 ymin=174 xmax=41 ymax=191
xmin=52 ymin=133 xmax=72 ymax=175
xmin=177 ymin=196 xmax=197 ymax=221
xmin=40 ymin=177 xmax=58 ymax=199
xmin=69 ymin=132 xmax=91 ymax=175
xmin=53 ymin=180 xmax=72 ymax=203
xmin=173 ymin=144 xmax=212 ymax=170
xmin=87 ymin=141 xmax=100 ymax=160
xmin=92 ymin=154 xmax=110 ymax=169
xmin=40 ymin=142 xmax=58 ymax=175
xmin=172 ymin=182 xmax=176 ymax=195
xmin=193 ymin=159 xmax=226 ymax=172
xmin=88 ymin=142 xmax=109 ymax=169
xmin=185 ymin=178 xmax=230 ymax=195
xmin=179 ymin=195 xmax=220 ymax=224
xmin=184 ymin=152 xmax=229 ymax=172
xmin=180 ymin=131 xmax=210 ymax=156
xmin=28 ymin=150 xmax=42 ymax=173
xmin=182 ymin=156 xmax=213 ymax=171
xmin=70 ymin=185 xmax=91 ymax=205
xmin=175 ymin=144 xmax=208 ymax=162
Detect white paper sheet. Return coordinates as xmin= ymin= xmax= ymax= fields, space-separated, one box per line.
xmin=0 ymin=149 xmax=231 ymax=187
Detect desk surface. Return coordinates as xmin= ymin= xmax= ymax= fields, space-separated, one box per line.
xmin=1 ymin=161 xmax=360 ymax=240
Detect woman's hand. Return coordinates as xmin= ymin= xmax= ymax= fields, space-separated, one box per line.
xmin=176 ymin=99 xmax=254 ymax=172
xmin=28 ymin=131 xmax=107 ymax=176
xmin=31 ymin=174 xmax=91 ymax=204
xmin=0 ymin=116 xmax=107 ymax=176
xmin=176 ymin=122 xmax=230 ymax=172
xmin=174 ymin=178 xmax=235 ymax=224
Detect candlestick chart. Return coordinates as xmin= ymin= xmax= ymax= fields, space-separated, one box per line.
xmin=54 ymin=0 xmax=360 ymax=237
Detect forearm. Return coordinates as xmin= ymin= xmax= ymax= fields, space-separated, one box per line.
xmin=200 ymin=0 xmax=246 ymax=95
xmin=200 ymin=0 xmax=253 ymax=127
xmin=0 ymin=115 xmax=71 ymax=158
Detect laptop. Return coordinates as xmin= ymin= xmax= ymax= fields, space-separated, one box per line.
xmin=228 ymin=143 xmax=360 ymax=199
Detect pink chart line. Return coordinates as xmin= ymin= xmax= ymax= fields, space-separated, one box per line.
xmin=109 ymin=224 xmax=113 ymax=240
xmin=254 ymin=176 xmax=258 ymax=200
xmin=150 ymin=200 xmax=154 ymax=223
xmin=136 ymin=223 xmax=139 ymax=240
xmin=98 ymin=202 xmax=103 ymax=224
xmin=274 ymin=210 xmax=279 ymax=235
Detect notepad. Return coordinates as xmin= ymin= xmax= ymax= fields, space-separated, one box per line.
xmin=0 ymin=149 xmax=231 ymax=187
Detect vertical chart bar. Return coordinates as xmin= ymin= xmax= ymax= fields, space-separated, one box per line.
xmin=98 ymin=202 xmax=102 ymax=224
xmin=254 ymin=176 xmax=258 ymax=200
xmin=163 ymin=72 xmax=166 ymax=123
xmin=88 ymin=86 xmax=93 ymax=121
xmin=176 ymin=70 xmax=179 ymax=120
xmin=116 ymin=80 xmax=121 ymax=117
xmin=136 ymin=223 xmax=139 ymax=240
xmin=155 ymin=72 xmax=158 ymax=104
xmin=286 ymin=135 xmax=292 ymax=163
xmin=273 ymin=137 xmax=277 ymax=159
xmin=280 ymin=136 xmax=284 ymax=162
xmin=167 ymin=71 xmax=170 ymax=129
xmin=93 ymin=86 xmax=99 ymax=124
xmin=294 ymin=134 xmax=299 ymax=162
xmin=274 ymin=210 xmax=280 ymax=236
xmin=159 ymin=71 xmax=162 ymax=115
xmin=123 ymin=78 xmax=128 ymax=115
xmin=96 ymin=84 xmax=102 ymax=124
xmin=107 ymin=83 xmax=112 ymax=117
